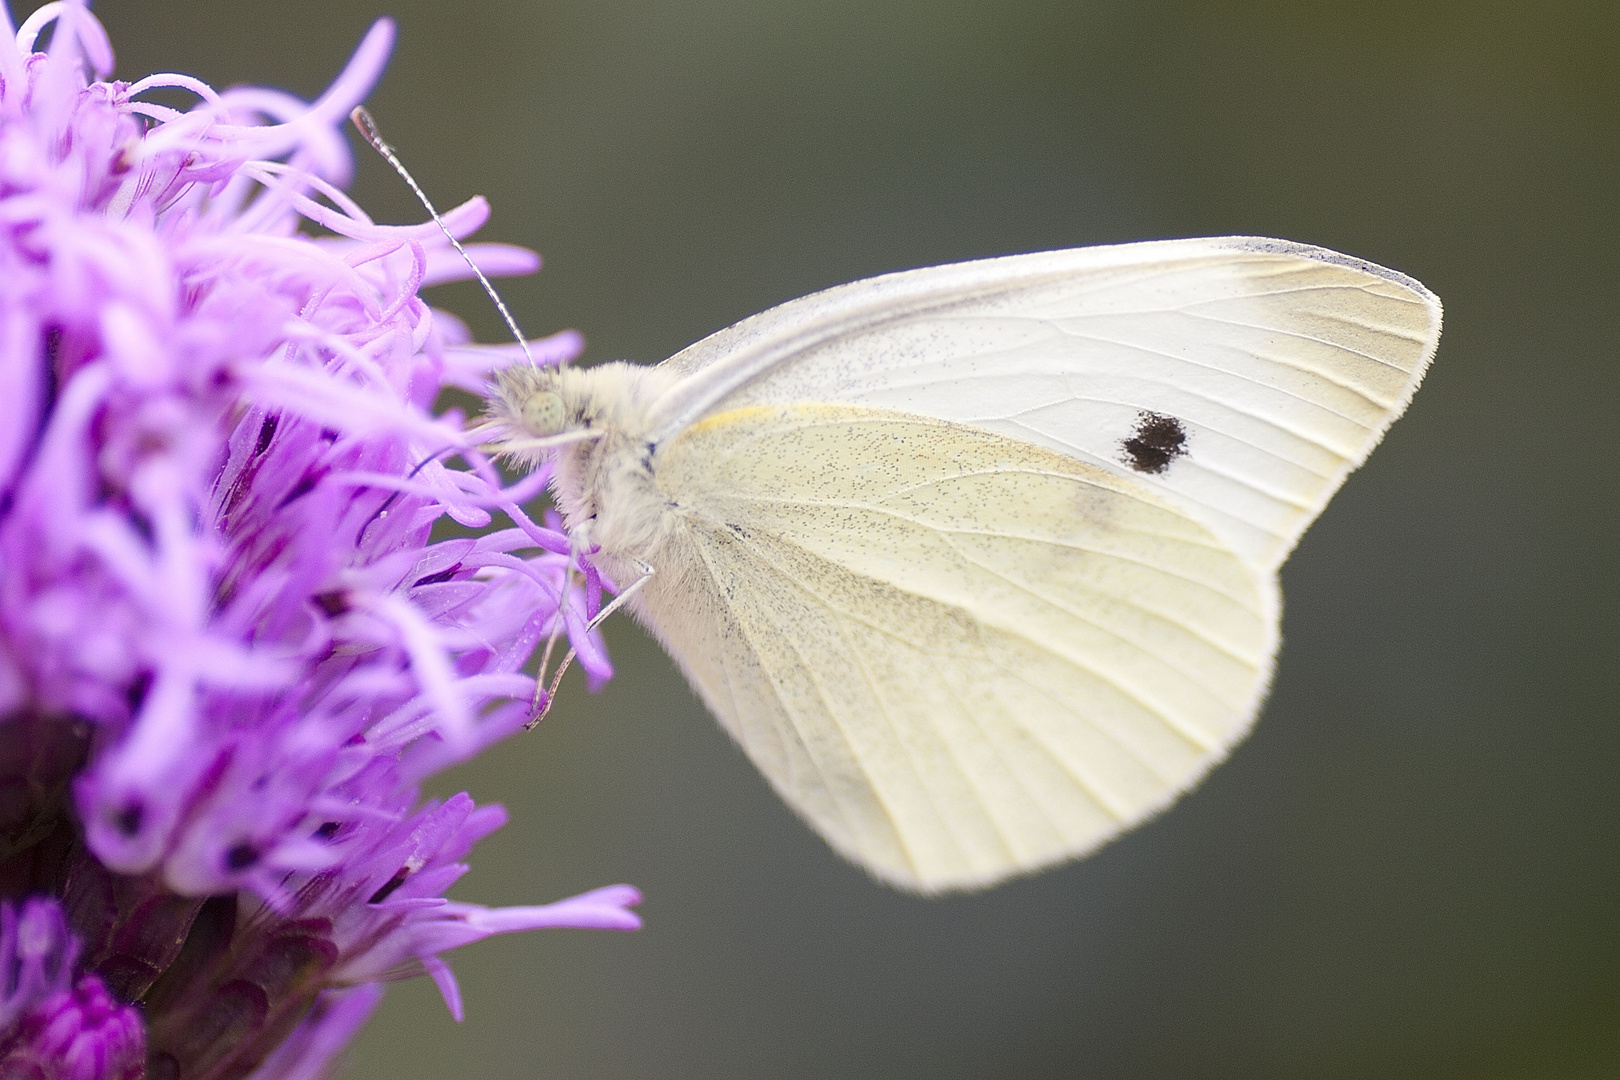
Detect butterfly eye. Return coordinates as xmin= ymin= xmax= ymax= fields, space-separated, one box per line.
xmin=521 ymin=391 xmax=567 ymax=436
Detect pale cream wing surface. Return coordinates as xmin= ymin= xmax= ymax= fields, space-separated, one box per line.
xmin=634 ymin=403 xmax=1278 ymax=893
xmin=648 ymin=238 xmax=1443 ymax=571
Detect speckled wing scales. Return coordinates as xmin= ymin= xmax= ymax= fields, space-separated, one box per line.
xmin=648 ymin=237 xmax=1442 ymax=571
xmin=635 ymin=405 xmax=1277 ymax=892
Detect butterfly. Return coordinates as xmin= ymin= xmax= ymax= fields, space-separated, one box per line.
xmin=484 ymin=236 xmax=1442 ymax=894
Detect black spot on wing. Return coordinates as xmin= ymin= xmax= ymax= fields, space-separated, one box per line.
xmin=1121 ymin=411 xmax=1187 ymax=475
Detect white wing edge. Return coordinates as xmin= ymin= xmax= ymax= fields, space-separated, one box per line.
xmin=1228 ymin=243 xmax=1443 ymax=573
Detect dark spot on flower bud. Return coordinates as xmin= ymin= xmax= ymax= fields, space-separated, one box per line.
xmin=313 ymin=821 xmax=341 ymax=840
xmin=356 ymin=490 xmax=402 ymax=546
xmin=367 ymin=869 xmax=409 ymax=905
xmin=126 ymin=669 xmax=154 ymax=714
xmin=412 ymin=565 xmax=461 ymax=587
xmin=114 ymin=801 xmax=144 ymax=837
xmin=254 ymin=415 xmax=278 ymax=455
xmin=225 ymin=843 xmax=260 ymax=871
xmin=128 ymin=508 xmax=155 ymax=546
xmin=42 ymin=325 xmax=63 ymax=372
xmin=277 ymin=472 xmax=320 ymax=509
xmin=313 ymin=591 xmax=349 ymax=617
xmin=1121 ymin=411 xmax=1188 ymax=475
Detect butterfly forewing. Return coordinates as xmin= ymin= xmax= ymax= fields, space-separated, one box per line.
xmin=649 ymin=238 xmax=1441 ymax=571
xmin=635 ymin=404 xmax=1276 ymax=892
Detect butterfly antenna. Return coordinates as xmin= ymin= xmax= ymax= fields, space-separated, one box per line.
xmin=350 ymin=106 xmax=536 ymax=367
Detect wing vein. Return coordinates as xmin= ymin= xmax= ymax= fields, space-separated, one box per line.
xmin=685 ymin=530 xmax=875 ymax=859
xmin=709 ymin=491 xmax=1258 ymax=609
xmin=716 ymin=521 xmax=1223 ymax=768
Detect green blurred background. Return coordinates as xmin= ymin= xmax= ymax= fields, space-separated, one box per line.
xmin=87 ymin=1 xmax=1620 ymax=1077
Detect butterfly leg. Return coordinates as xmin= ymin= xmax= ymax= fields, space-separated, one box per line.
xmin=524 ymin=544 xmax=653 ymax=730
xmin=586 ymin=557 xmax=656 ymax=633
xmin=526 ymin=523 xmax=592 ymax=724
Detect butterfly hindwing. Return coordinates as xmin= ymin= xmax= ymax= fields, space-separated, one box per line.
xmin=633 ymin=404 xmax=1277 ymax=892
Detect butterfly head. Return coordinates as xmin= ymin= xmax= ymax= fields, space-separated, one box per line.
xmin=479 ymin=360 xmax=677 ymax=470
xmin=479 ymin=364 xmax=596 ymax=467
xmin=479 ymin=360 xmax=680 ymax=570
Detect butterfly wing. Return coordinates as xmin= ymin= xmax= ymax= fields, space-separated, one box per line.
xmin=647 ymin=237 xmax=1442 ymax=571
xmin=637 ymin=404 xmax=1276 ymax=892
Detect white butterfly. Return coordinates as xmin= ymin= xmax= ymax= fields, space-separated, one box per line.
xmin=485 ymin=236 xmax=1442 ymax=894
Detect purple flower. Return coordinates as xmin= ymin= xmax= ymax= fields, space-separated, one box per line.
xmin=1 ymin=969 xmax=145 ymax=1080
xmin=0 ymin=3 xmax=638 ymax=1078
xmin=0 ymin=899 xmax=79 ymax=1034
